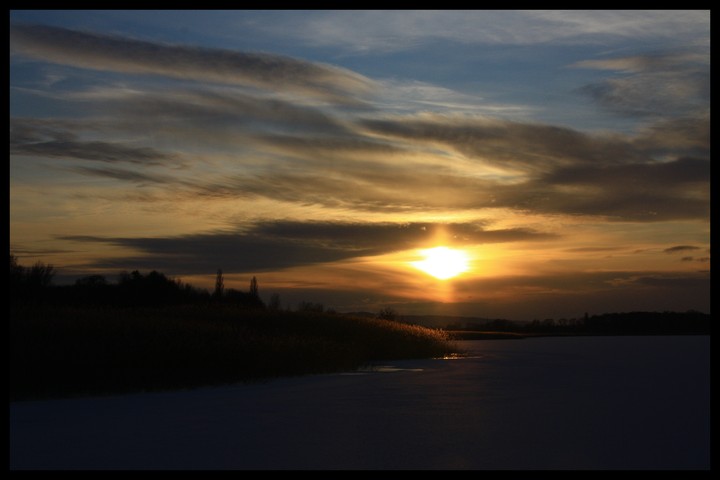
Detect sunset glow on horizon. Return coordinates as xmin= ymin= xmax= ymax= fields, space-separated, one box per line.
xmin=9 ymin=10 xmax=710 ymax=320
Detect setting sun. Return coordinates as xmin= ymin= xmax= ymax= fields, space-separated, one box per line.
xmin=411 ymin=246 xmax=470 ymax=280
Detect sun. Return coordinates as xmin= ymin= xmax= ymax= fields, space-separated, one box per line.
xmin=411 ymin=246 xmax=470 ymax=280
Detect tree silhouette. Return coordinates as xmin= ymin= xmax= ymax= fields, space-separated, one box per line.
xmin=250 ymin=276 xmax=259 ymax=299
xmin=26 ymin=261 xmax=55 ymax=288
xmin=10 ymin=255 xmax=56 ymax=304
xmin=213 ymin=269 xmax=224 ymax=300
xmin=10 ymin=254 xmax=23 ymax=279
xmin=10 ymin=254 xmax=25 ymax=301
xmin=114 ymin=269 xmax=190 ymax=306
xmin=75 ymin=274 xmax=108 ymax=287
xmin=268 ymin=292 xmax=281 ymax=310
xmin=298 ymin=301 xmax=324 ymax=313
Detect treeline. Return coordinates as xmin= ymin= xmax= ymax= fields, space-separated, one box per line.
xmin=10 ymin=255 xmax=711 ymax=335
xmin=448 ymin=311 xmax=710 ymax=336
xmin=10 ymin=255 xmax=264 ymax=309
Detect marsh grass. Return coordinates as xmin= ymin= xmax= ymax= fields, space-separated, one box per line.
xmin=10 ymin=305 xmax=455 ymax=400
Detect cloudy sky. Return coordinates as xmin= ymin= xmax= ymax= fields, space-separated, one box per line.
xmin=9 ymin=10 xmax=710 ymax=319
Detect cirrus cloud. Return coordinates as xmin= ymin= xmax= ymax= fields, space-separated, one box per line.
xmin=10 ymin=23 xmax=375 ymax=104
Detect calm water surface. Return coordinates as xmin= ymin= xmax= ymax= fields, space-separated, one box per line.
xmin=10 ymin=336 xmax=710 ymax=469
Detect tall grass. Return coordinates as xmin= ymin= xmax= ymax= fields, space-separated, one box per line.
xmin=10 ymin=305 xmax=456 ymax=400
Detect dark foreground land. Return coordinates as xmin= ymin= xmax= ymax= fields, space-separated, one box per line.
xmin=10 ymin=305 xmax=455 ymax=401
xmin=11 ymin=303 xmax=710 ymax=400
xmin=9 ymin=258 xmax=710 ymax=402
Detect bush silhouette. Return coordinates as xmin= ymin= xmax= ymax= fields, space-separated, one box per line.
xmin=10 ymin=255 xmax=55 ymax=304
xmin=377 ymin=307 xmax=399 ymax=321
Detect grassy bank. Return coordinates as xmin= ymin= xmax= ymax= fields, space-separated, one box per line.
xmin=10 ymin=305 xmax=456 ymax=401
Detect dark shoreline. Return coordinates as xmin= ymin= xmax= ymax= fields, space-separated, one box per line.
xmin=10 ymin=305 xmax=455 ymax=402
xmin=445 ymin=330 xmax=711 ymax=340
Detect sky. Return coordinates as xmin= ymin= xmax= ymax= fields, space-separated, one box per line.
xmin=9 ymin=10 xmax=710 ymax=320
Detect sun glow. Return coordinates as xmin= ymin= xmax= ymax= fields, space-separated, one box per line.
xmin=411 ymin=246 xmax=470 ymax=280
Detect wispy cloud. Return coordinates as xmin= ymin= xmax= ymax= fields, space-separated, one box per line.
xmin=243 ymin=10 xmax=709 ymax=54
xmin=361 ymin=113 xmax=650 ymax=173
xmin=373 ymin=79 xmax=535 ymax=117
xmin=10 ymin=23 xmax=709 ymax=224
xmin=91 ymin=88 xmax=355 ymax=135
xmin=10 ymin=117 xmax=180 ymax=166
xmin=621 ymin=273 xmax=710 ymax=289
xmin=663 ymin=245 xmax=701 ymax=254
xmin=354 ymin=114 xmax=709 ymax=221
xmin=631 ymin=114 xmax=709 ymax=159
xmin=10 ymin=23 xmax=375 ymax=104
xmin=67 ymin=166 xmax=175 ymax=185
xmin=528 ymin=157 xmax=710 ymax=220
xmin=573 ymin=52 xmax=709 ymax=118
xmin=525 ymin=10 xmax=709 ymax=44
xmin=571 ymin=52 xmax=708 ymax=73
xmin=24 ymin=106 xmax=703 ymax=223
xmin=12 ymin=90 xmax=709 ymax=223
xmin=11 ymin=137 xmax=177 ymax=165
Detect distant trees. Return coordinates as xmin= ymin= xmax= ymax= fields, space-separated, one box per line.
xmin=10 ymin=254 xmax=55 ymax=288
xmin=75 ymin=274 xmax=108 ymax=288
xmin=115 ymin=270 xmax=197 ymax=306
xmin=223 ymin=288 xmax=264 ymax=308
xmin=294 ymin=301 xmax=337 ymax=314
xmin=10 ymin=254 xmax=56 ymax=302
xmin=9 ymin=255 xmax=214 ymax=307
xmin=70 ymin=274 xmax=113 ymax=305
xmin=27 ymin=262 xmax=56 ymax=288
xmin=211 ymin=271 xmax=264 ymax=308
xmin=10 ymin=254 xmax=22 ymax=276
xmin=268 ymin=293 xmax=281 ymax=310
xmin=298 ymin=301 xmax=325 ymax=313
xmin=377 ymin=307 xmax=399 ymax=321
xmin=451 ymin=311 xmax=710 ymax=336
xmin=10 ymin=254 xmax=269 ymax=310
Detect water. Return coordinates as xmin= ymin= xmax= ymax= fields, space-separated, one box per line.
xmin=10 ymin=336 xmax=711 ymax=469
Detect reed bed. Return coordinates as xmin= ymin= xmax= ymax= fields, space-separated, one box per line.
xmin=10 ymin=304 xmax=456 ymax=400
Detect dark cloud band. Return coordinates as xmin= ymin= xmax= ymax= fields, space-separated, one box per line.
xmin=10 ymin=23 xmax=374 ymax=103
xmin=59 ymin=221 xmax=555 ymax=275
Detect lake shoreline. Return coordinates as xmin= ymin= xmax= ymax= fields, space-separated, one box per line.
xmin=10 ymin=305 xmax=455 ymax=402
xmin=445 ymin=330 xmax=711 ymax=340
